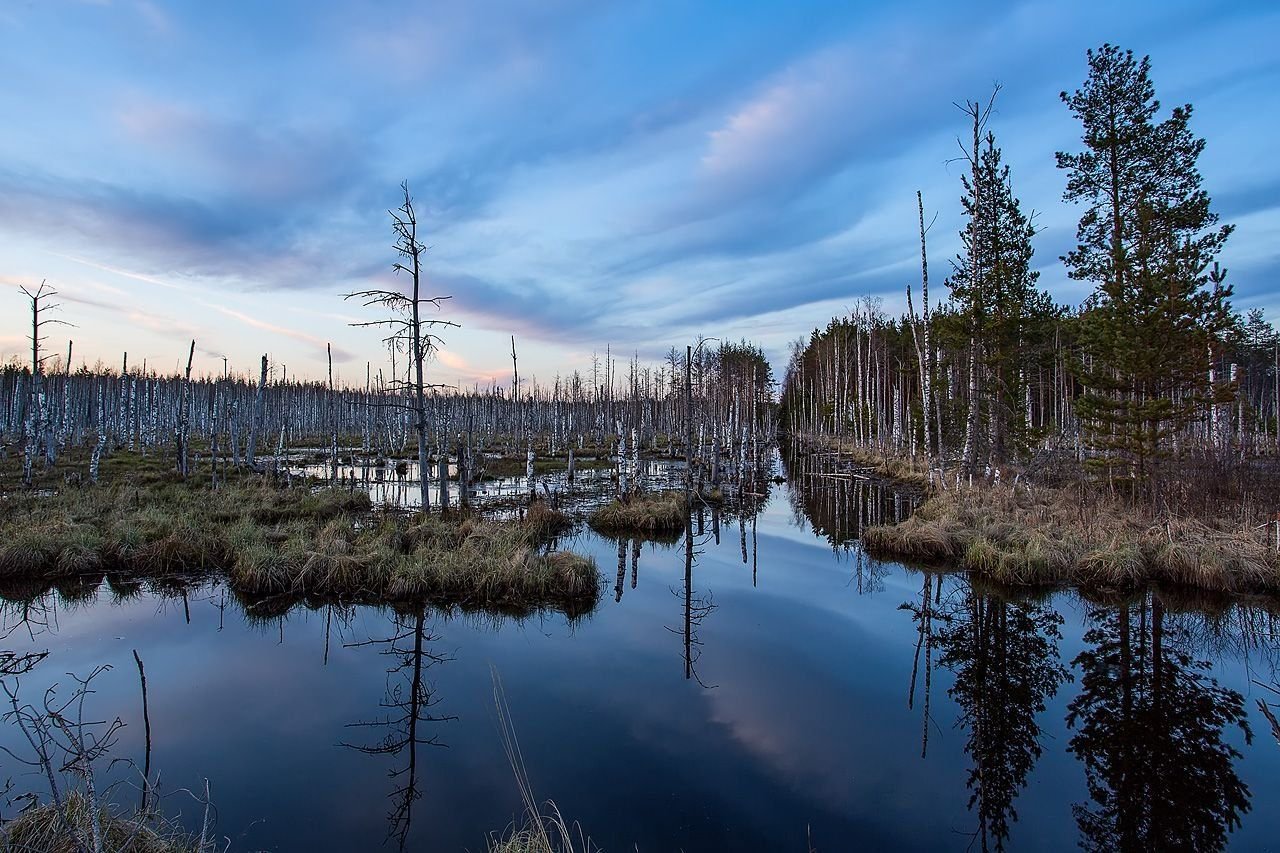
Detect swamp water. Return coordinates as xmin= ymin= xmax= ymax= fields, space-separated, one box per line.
xmin=2 ymin=454 xmax=1278 ymax=852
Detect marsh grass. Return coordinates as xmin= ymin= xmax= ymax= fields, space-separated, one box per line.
xmin=522 ymin=501 xmax=573 ymax=540
xmin=0 ymin=454 xmax=599 ymax=616
xmin=0 ymin=792 xmax=200 ymax=853
xmin=487 ymin=672 xmax=598 ymax=853
xmin=587 ymin=491 xmax=687 ymax=535
xmin=863 ymin=485 xmax=1280 ymax=595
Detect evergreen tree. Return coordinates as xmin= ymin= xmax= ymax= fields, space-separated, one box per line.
xmin=949 ymin=105 xmax=1053 ymax=465
xmin=1057 ymin=45 xmax=1234 ymax=481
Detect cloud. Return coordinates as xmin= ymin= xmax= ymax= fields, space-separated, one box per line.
xmin=207 ymin=304 xmax=355 ymax=363
xmin=1 ymin=0 xmax=1278 ymax=382
xmin=114 ymin=96 xmax=369 ymax=205
xmin=0 ymin=168 xmax=383 ymax=291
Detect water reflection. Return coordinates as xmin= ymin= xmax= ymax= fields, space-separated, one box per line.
xmin=342 ymin=607 xmax=455 ymax=851
xmin=782 ymin=446 xmax=920 ymax=551
xmin=678 ymin=510 xmax=717 ymax=687
xmin=1 ymin=469 xmax=1278 ymax=851
xmin=1067 ymin=593 xmax=1253 ymax=852
xmin=936 ymin=582 xmax=1071 ymax=852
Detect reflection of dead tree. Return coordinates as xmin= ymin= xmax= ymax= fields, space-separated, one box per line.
xmin=1 ymin=635 xmax=47 ymax=680
xmin=852 ymin=548 xmax=888 ymax=596
xmin=667 ymin=513 xmax=717 ymax=688
xmin=900 ymin=572 xmax=951 ymax=758
xmin=343 ymin=607 xmax=455 ymax=850
xmin=614 ymin=538 xmax=626 ymax=602
xmin=1 ymin=603 xmax=50 ymax=816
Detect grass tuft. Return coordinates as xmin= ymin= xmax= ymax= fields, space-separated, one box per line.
xmin=588 ymin=491 xmax=687 ymax=535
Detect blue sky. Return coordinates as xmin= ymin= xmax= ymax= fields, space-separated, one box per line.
xmin=1 ymin=0 xmax=1277 ymax=385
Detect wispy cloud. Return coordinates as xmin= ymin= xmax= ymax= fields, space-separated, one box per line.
xmin=0 ymin=0 xmax=1276 ymax=380
xmin=206 ymin=304 xmax=354 ymax=363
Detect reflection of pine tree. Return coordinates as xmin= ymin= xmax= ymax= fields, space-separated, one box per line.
xmin=936 ymin=588 xmax=1070 ymax=852
xmin=1067 ymin=595 xmax=1252 ymax=852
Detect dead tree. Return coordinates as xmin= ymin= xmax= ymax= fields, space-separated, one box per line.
xmin=246 ymin=354 xmax=268 ymax=469
xmin=18 ymin=281 xmax=72 ymax=486
xmin=176 ymin=340 xmax=195 ymax=478
xmin=347 ymin=182 xmax=459 ymax=512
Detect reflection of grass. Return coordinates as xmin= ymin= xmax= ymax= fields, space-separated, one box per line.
xmin=588 ymin=491 xmax=687 ymax=535
xmin=863 ymin=486 xmax=1280 ymax=595
xmin=0 ymin=453 xmax=599 ymax=616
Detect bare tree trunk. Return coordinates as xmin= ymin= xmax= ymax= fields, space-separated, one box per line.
xmin=247 ymin=353 xmax=267 ymax=469
xmin=328 ymin=344 xmax=339 ymax=485
xmin=177 ymin=340 xmax=195 ymax=478
xmin=89 ymin=381 xmax=105 ymax=484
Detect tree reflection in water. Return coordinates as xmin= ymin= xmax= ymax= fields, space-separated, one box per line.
xmin=1067 ymin=592 xmax=1252 ymax=852
xmin=670 ymin=501 xmax=717 ymax=687
xmin=936 ymin=581 xmax=1070 ymax=852
xmin=343 ymin=606 xmax=455 ymax=851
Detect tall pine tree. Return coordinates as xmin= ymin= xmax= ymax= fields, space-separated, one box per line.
xmin=949 ymin=95 xmax=1053 ymax=467
xmin=1057 ymin=45 xmax=1234 ymax=482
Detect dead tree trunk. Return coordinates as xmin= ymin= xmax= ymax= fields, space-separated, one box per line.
xmin=176 ymin=340 xmax=195 ymax=478
xmin=247 ymin=354 xmax=267 ymax=469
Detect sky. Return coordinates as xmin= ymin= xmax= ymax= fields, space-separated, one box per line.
xmin=0 ymin=0 xmax=1277 ymax=387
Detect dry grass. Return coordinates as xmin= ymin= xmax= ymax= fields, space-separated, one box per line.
xmin=588 ymin=491 xmax=687 ymax=534
xmin=862 ymin=484 xmax=1280 ymax=595
xmin=0 ymin=792 xmax=198 ymax=853
xmin=487 ymin=673 xmax=598 ymax=853
xmin=0 ymin=453 xmax=599 ymax=616
xmin=522 ymin=501 xmax=572 ymax=540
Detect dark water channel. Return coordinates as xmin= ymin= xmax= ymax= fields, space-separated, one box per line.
xmin=2 ymin=453 xmax=1278 ymax=851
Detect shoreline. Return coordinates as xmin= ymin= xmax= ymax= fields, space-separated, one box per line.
xmin=783 ymin=433 xmax=1280 ymax=599
xmin=0 ymin=454 xmax=599 ymax=617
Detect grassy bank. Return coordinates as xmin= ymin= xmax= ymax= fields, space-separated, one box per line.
xmin=863 ymin=485 xmax=1280 ymax=595
xmin=0 ymin=455 xmax=598 ymax=616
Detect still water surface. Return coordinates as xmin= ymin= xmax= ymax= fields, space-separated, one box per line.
xmin=2 ymin=454 xmax=1278 ymax=852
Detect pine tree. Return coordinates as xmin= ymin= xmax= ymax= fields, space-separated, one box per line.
xmin=948 ymin=98 xmax=1051 ymax=466
xmin=1057 ymin=45 xmax=1234 ymax=482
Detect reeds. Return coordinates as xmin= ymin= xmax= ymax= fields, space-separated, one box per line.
xmin=587 ymin=491 xmax=687 ymax=534
xmin=862 ymin=484 xmax=1280 ymax=595
xmin=487 ymin=672 xmax=598 ymax=853
xmin=0 ymin=792 xmax=199 ymax=853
